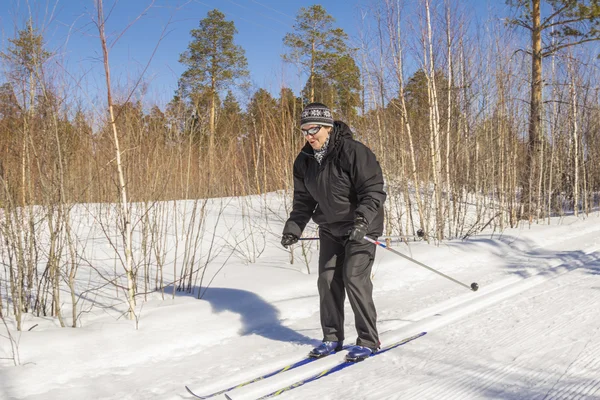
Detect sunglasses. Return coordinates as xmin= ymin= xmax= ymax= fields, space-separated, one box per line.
xmin=301 ymin=126 xmax=322 ymax=136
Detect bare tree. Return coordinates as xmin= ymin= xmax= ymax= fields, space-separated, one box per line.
xmin=94 ymin=0 xmax=136 ymax=320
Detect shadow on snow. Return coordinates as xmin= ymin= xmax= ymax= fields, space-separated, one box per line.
xmin=454 ymin=235 xmax=600 ymax=279
xmin=164 ymin=285 xmax=321 ymax=347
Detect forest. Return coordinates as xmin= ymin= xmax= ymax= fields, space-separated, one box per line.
xmin=1 ymin=0 xmax=600 ymax=328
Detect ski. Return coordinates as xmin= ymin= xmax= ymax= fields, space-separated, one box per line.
xmin=185 ymin=346 xmax=349 ymax=399
xmin=237 ymin=332 xmax=426 ymax=400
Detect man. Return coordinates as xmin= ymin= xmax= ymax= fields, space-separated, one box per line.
xmin=281 ymin=102 xmax=386 ymax=361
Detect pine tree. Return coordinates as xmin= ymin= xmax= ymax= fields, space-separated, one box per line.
xmin=0 ymin=22 xmax=51 ymax=111
xmin=507 ymin=0 xmax=600 ymax=219
xmin=329 ymin=54 xmax=361 ymax=122
xmin=218 ymin=90 xmax=243 ymax=139
xmin=179 ymin=9 xmax=249 ymax=188
xmin=283 ymin=4 xmax=360 ymax=115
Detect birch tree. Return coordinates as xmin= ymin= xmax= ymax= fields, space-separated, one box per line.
xmin=95 ymin=0 xmax=136 ymax=320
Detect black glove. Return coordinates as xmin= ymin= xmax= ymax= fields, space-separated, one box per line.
xmin=348 ymin=215 xmax=368 ymax=242
xmin=281 ymin=233 xmax=299 ymax=248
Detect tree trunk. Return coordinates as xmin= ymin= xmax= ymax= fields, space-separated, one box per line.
xmin=525 ymin=0 xmax=542 ymax=220
xmin=425 ymin=0 xmax=443 ymax=239
xmin=387 ymin=0 xmax=426 ymax=237
xmin=444 ymin=1 xmax=453 ymax=238
xmin=209 ymin=84 xmax=216 ymax=194
xmin=310 ymin=41 xmax=316 ymax=102
xmin=570 ymin=70 xmax=579 ymax=216
xmin=97 ymin=0 xmax=136 ymax=320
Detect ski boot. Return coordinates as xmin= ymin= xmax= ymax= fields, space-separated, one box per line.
xmin=346 ymin=345 xmax=376 ymax=362
xmin=309 ymin=341 xmax=343 ymax=358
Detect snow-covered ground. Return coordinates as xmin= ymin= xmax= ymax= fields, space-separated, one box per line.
xmin=1 ymin=196 xmax=600 ymax=400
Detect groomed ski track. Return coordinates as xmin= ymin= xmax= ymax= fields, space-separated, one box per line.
xmin=198 ymin=231 xmax=600 ymax=400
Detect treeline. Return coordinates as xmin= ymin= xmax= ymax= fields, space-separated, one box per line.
xmin=1 ymin=1 xmax=600 ymax=328
xmin=1 ymin=2 xmax=599 ymax=227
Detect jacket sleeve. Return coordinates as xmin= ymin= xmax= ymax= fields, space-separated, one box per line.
xmin=283 ymin=155 xmax=317 ymax=238
xmin=348 ymin=143 xmax=386 ymax=225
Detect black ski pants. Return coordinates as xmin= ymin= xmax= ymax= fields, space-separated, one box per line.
xmin=317 ymin=229 xmax=379 ymax=350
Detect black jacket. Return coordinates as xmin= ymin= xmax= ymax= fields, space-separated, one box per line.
xmin=283 ymin=121 xmax=386 ymax=238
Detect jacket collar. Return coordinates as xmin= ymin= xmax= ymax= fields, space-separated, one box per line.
xmin=301 ymin=120 xmax=353 ymax=158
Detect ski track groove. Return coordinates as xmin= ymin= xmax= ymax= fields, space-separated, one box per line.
xmin=394 ymin=267 xmax=600 ymax=400
xmin=542 ymin=331 xmax=600 ymax=400
xmin=491 ymin=289 xmax=595 ymax=350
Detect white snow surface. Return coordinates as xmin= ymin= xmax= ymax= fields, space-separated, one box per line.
xmin=2 ymin=196 xmax=600 ymax=400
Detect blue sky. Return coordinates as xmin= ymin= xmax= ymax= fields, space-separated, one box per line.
xmin=0 ymin=0 xmax=503 ymax=109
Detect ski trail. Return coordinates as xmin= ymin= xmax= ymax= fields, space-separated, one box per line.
xmin=274 ymin=249 xmax=600 ymax=400
xmin=392 ymin=268 xmax=600 ymax=400
xmin=191 ymin=232 xmax=600 ymax=400
xmin=541 ymin=324 xmax=600 ymax=400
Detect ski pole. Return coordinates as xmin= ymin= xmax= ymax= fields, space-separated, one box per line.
xmin=363 ymin=236 xmax=479 ymax=292
xmin=298 ymin=234 xmax=424 ymax=241
xmin=297 ymin=236 xmax=478 ymax=291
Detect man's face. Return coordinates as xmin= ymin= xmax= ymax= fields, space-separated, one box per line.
xmin=302 ymin=125 xmax=330 ymax=150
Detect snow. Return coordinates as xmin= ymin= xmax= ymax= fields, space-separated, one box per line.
xmin=1 ymin=195 xmax=600 ymax=400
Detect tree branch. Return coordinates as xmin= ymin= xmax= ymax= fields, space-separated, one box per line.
xmin=542 ymin=37 xmax=600 ymax=56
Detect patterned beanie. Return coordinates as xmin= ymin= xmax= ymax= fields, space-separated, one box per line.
xmin=300 ymin=102 xmax=334 ymax=128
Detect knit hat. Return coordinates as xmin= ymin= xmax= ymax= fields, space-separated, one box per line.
xmin=300 ymin=102 xmax=334 ymax=128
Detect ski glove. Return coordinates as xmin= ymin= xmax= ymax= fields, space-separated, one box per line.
xmin=281 ymin=233 xmax=299 ymax=248
xmin=348 ymin=215 xmax=368 ymax=242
